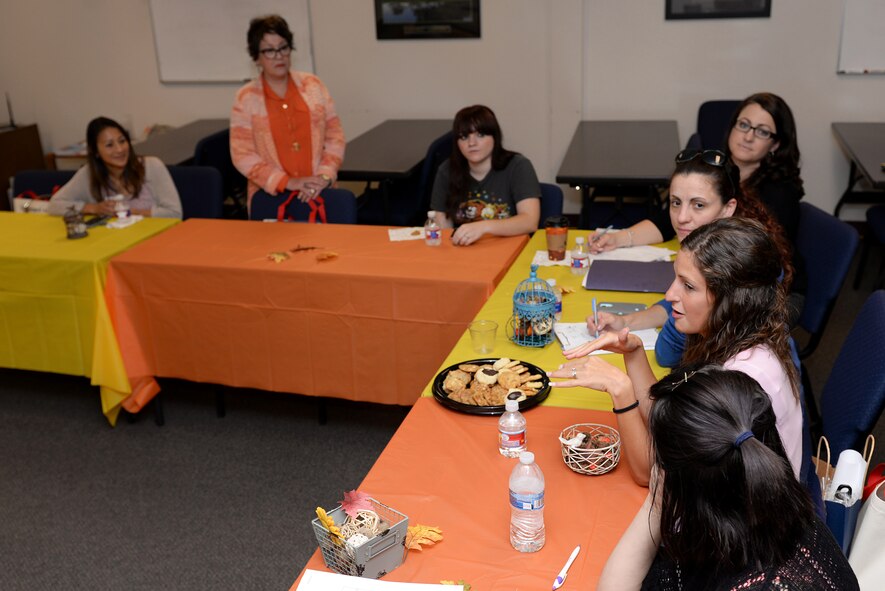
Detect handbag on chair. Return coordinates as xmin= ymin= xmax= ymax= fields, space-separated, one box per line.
xmin=276 ymin=190 xmax=328 ymax=223
xmin=849 ymin=479 xmax=885 ymax=590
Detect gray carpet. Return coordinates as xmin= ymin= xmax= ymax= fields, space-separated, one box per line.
xmin=1 ymin=245 xmax=884 ymax=591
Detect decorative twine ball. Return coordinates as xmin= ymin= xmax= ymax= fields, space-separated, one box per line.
xmin=345 ymin=533 xmax=370 ymax=557
xmin=340 ymin=510 xmax=380 ymax=539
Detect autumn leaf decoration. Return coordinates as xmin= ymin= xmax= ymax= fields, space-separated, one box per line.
xmin=340 ymin=490 xmax=374 ymax=518
xmin=440 ymin=580 xmax=471 ymax=590
xmin=406 ymin=524 xmax=443 ymax=551
xmin=315 ymin=507 xmax=344 ymax=546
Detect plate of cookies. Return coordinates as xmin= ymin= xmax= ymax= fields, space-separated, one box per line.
xmin=432 ymin=357 xmax=550 ymax=415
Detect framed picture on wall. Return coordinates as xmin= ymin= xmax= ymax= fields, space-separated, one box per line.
xmin=375 ymin=0 xmax=481 ymax=39
xmin=665 ymin=0 xmax=771 ymax=20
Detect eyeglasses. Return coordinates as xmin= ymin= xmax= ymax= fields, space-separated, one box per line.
xmin=259 ymin=44 xmax=291 ymax=59
xmin=734 ymin=119 xmax=777 ymax=140
xmin=675 ymin=149 xmax=727 ymax=166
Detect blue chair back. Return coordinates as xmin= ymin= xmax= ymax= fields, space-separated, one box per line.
xmin=193 ymin=128 xmax=246 ymax=215
xmin=13 ymin=169 xmax=76 ymax=197
xmin=538 ymin=183 xmax=564 ymax=229
xmin=250 ymin=188 xmax=357 ymax=224
xmin=795 ymin=202 xmax=859 ymax=358
xmin=820 ymin=290 xmax=885 ymax=457
xmin=167 ymin=166 xmax=224 ymax=220
xmin=685 ymin=100 xmax=741 ymax=151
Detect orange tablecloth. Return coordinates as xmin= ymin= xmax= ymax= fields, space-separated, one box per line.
xmin=291 ymin=397 xmax=645 ymax=589
xmin=104 ymin=220 xmax=527 ymax=407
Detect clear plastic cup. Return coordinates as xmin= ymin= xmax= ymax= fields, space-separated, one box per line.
xmin=469 ymin=320 xmax=498 ymax=354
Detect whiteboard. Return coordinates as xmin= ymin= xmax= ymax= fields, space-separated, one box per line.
xmin=837 ymin=0 xmax=885 ymax=74
xmin=149 ymin=0 xmax=314 ymax=83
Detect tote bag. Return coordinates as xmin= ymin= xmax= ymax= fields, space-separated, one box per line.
xmin=849 ymin=480 xmax=885 ymax=591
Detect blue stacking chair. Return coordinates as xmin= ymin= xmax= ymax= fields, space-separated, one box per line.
xmin=12 ymin=169 xmax=76 ymax=198
xmin=538 ymin=183 xmax=564 ymax=229
xmin=794 ymin=202 xmax=860 ymax=359
xmin=853 ymin=204 xmax=885 ymax=289
xmin=819 ymin=290 xmax=885 ymax=458
xmin=684 ymin=100 xmax=741 ymax=151
xmin=193 ymin=128 xmax=247 ymax=219
xmin=167 ymin=166 xmax=224 ymax=220
xmin=250 ymin=188 xmax=358 ymax=224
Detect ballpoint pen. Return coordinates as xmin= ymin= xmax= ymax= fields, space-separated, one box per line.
xmin=590 ymin=224 xmax=614 ymax=243
xmin=592 ymin=297 xmax=599 ymax=338
xmin=552 ymin=545 xmax=581 ymax=590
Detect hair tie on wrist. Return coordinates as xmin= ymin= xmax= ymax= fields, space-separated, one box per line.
xmin=613 ymin=400 xmax=639 ymax=414
xmin=733 ymin=431 xmax=754 ymax=448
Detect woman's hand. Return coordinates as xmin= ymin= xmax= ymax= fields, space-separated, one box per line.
xmin=451 ymin=220 xmax=490 ymax=246
xmin=586 ymin=311 xmax=625 ymax=335
xmin=547 ymin=356 xmax=634 ymax=399
xmin=286 ymin=176 xmax=328 ymax=202
xmin=563 ymin=328 xmax=643 ymax=359
xmin=83 ymin=201 xmax=117 ymax=216
xmin=588 ymin=230 xmax=620 ymax=253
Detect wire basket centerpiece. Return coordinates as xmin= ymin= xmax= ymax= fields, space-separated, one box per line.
xmin=312 ymin=497 xmax=408 ymax=579
xmin=507 ymin=264 xmax=556 ymax=347
xmin=559 ymin=423 xmax=621 ymax=475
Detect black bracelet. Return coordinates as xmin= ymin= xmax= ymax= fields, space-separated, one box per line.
xmin=612 ymin=400 xmax=639 ymax=414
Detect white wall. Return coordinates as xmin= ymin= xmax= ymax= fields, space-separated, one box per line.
xmin=1 ymin=0 xmax=883 ymax=217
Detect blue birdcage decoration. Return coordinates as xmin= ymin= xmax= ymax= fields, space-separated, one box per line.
xmin=508 ymin=264 xmax=556 ymax=347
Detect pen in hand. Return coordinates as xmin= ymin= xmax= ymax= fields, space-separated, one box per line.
xmin=552 ymin=545 xmax=581 ymax=590
xmin=590 ymin=225 xmax=614 ymax=244
xmin=592 ymin=297 xmax=599 ymax=339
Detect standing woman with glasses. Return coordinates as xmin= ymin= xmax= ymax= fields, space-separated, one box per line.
xmin=230 ymin=15 xmax=345 ymax=217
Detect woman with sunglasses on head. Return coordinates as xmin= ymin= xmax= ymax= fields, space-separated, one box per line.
xmin=48 ymin=116 xmax=182 ymax=218
xmin=585 ymin=150 xmax=794 ymax=368
xmin=549 ymin=218 xmax=802 ymax=486
xmin=598 ymin=366 xmax=857 ymax=591
xmin=231 ymin=14 xmax=345 ymax=217
xmin=429 ymin=105 xmax=541 ymax=246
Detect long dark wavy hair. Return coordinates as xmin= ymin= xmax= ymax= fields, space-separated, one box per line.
xmin=648 ymin=365 xmax=812 ymax=580
xmin=445 ymin=105 xmax=517 ymax=219
xmin=86 ymin=116 xmax=144 ymax=202
xmin=679 ymin=217 xmax=799 ymax=400
xmin=723 ymin=92 xmax=804 ymax=196
xmin=672 ymin=154 xmax=794 ymax=289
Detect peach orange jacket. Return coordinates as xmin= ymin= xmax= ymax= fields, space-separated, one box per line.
xmin=230 ymin=71 xmax=345 ymax=208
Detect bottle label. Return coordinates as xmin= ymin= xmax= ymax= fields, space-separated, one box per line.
xmin=509 ymin=490 xmax=544 ymax=510
xmin=571 ymin=256 xmax=586 ymax=269
xmin=499 ymin=430 xmax=526 ymax=449
xmin=554 ymin=301 xmax=562 ymax=315
xmin=425 ymin=228 xmax=440 ymax=240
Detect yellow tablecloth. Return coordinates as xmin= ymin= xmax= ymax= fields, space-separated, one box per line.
xmin=0 ymin=212 xmax=178 ymax=424
xmin=421 ymin=229 xmax=679 ymax=410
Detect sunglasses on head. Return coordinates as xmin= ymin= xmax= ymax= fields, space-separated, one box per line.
xmin=675 ymin=149 xmax=728 ymax=166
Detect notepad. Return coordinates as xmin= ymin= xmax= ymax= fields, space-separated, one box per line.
xmin=582 ymin=260 xmax=674 ymax=293
xmin=553 ymin=323 xmax=658 ymax=353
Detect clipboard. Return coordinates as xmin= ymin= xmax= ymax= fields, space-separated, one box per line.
xmin=582 ymin=260 xmax=674 ymax=293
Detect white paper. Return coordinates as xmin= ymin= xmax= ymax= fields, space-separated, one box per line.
xmin=553 ymin=323 xmax=658 ymax=353
xmin=106 ymin=214 xmax=144 ymax=229
xmin=388 ymin=227 xmax=425 ymax=242
xmin=296 ymin=569 xmax=462 ymax=591
xmin=531 ymin=245 xmax=675 ymax=267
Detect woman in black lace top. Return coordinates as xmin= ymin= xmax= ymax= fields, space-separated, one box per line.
xmin=598 ymin=366 xmax=858 ymax=591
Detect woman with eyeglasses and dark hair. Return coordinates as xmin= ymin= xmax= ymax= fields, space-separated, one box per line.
xmin=549 ymin=218 xmax=803 ymax=486
xmin=585 ymin=150 xmax=794 ymax=368
xmin=429 ymin=105 xmax=540 ymax=246
xmin=230 ymin=14 xmax=345 ymax=216
xmin=598 ymin=366 xmax=857 ymax=591
xmin=48 ymin=116 xmax=182 ymax=218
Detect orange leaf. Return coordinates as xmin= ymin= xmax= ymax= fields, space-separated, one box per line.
xmin=406 ymin=524 xmax=443 ymax=551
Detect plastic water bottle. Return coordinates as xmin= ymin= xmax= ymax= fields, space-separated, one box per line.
xmin=509 ymin=451 xmax=545 ymax=552
xmin=498 ymin=399 xmax=526 ymax=457
xmin=424 ymin=211 xmax=441 ymax=246
xmin=546 ymin=279 xmax=562 ymax=322
xmin=570 ymin=236 xmax=589 ymax=275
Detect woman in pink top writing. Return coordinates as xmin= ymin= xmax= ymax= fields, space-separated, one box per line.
xmin=548 ymin=217 xmax=802 ymax=486
xmin=231 ymin=15 xmax=345 ymax=216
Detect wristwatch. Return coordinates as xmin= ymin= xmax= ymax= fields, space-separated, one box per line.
xmin=320 ymin=174 xmax=332 ymax=188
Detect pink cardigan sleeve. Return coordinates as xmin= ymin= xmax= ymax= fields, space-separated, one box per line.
xmin=308 ymin=76 xmax=345 ymax=181
xmin=229 ymin=81 xmax=288 ymax=196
